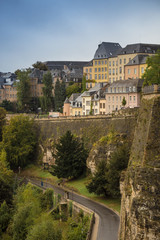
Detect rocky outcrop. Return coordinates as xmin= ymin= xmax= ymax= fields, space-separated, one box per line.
xmin=119 ymin=96 xmax=160 ymax=240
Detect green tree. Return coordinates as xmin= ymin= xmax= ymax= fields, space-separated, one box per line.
xmin=82 ymin=75 xmax=86 ymax=92
xmin=0 ymin=107 xmax=6 ymax=141
xmin=122 ymin=97 xmax=126 ymax=107
xmin=66 ymin=83 xmax=81 ymax=97
xmin=16 ymin=70 xmax=31 ymax=112
xmin=41 ymin=72 xmax=53 ymax=111
xmin=32 ymin=61 xmax=48 ymax=71
xmin=2 ymin=115 xmax=38 ymax=170
xmin=26 ymin=215 xmax=62 ymax=240
xmin=142 ymin=50 xmax=160 ymax=86
xmin=0 ymin=150 xmax=13 ymax=204
xmin=0 ymin=201 xmax=11 ymax=236
xmin=0 ymin=100 xmax=15 ymax=113
xmin=106 ymin=144 xmax=130 ymax=197
xmin=54 ymin=79 xmax=66 ymax=112
xmin=86 ymin=160 xmax=109 ymax=196
xmin=51 ymin=131 xmax=88 ymax=179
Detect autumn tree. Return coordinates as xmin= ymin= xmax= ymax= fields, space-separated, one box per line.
xmin=142 ymin=50 xmax=160 ymax=86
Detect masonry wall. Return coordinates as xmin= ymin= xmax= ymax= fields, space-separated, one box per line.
xmin=119 ymin=96 xmax=160 ymax=240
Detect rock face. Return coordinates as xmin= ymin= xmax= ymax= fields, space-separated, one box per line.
xmin=119 ymin=96 xmax=160 ymax=240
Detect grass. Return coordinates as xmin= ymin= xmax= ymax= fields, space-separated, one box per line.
xmin=21 ymin=165 xmax=121 ymax=214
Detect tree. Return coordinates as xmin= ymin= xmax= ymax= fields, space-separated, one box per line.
xmin=16 ymin=70 xmax=31 ymax=112
xmin=82 ymin=75 xmax=86 ymax=92
xmin=0 ymin=100 xmax=15 ymax=112
xmin=26 ymin=216 xmax=62 ymax=240
xmin=66 ymin=83 xmax=81 ymax=98
xmin=51 ymin=131 xmax=88 ymax=179
xmin=0 ymin=107 xmax=6 ymax=141
xmin=32 ymin=61 xmax=48 ymax=71
xmin=0 ymin=201 xmax=11 ymax=236
xmin=86 ymin=144 xmax=130 ymax=198
xmin=122 ymin=97 xmax=126 ymax=107
xmin=41 ymin=72 xmax=53 ymax=112
xmin=54 ymin=79 xmax=66 ymax=112
xmin=0 ymin=150 xmax=13 ymax=204
xmin=2 ymin=115 xmax=38 ymax=170
xmin=86 ymin=160 xmax=109 ymax=196
xmin=142 ymin=50 xmax=160 ymax=86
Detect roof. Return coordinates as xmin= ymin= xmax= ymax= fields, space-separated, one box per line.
xmin=106 ymin=79 xmax=144 ymax=91
xmin=125 ymin=54 xmax=149 ymax=66
xmin=69 ymin=93 xmax=81 ymax=101
xmin=64 ymin=97 xmax=70 ymax=104
xmin=94 ymin=42 xmax=122 ymax=59
xmin=119 ymin=43 xmax=160 ymax=55
xmin=44 ymin=61 xmax=89 ymax=70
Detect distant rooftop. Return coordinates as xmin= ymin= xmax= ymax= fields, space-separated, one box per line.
xmin=119 ymin=43 xmax=160 ymax=55
xmin=94 ymin=42 xmax=122 ymax=59
xmin=126 ymin=54 xmax=149 ymax=66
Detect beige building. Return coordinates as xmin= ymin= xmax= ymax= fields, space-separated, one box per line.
xmin=105 ymin=79 xmax=143 ymax=114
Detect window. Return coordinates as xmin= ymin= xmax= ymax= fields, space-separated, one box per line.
xmin=124 ymin=58 xmax=126 ymax=64
xmin=102 ymin=67 xmax=104 ymax=72
xmin=89 ymin=68 xmax=92 ymax=73
xmin=100 ymin=103 xmax=102 ymax=108
xmin=102 ymin=74 xmax=104 ymax=79
xmin=86 ymin=69 xmax=88 ymax=73
xmin=130 ymin=96 xmax=132 ymax=101
xmin=120 ymin=59 xmax=122 ymax=64
xmin=95 ymin=74 xmax=97 ymax=80
xmin=103 ymin=103 xmax=105 ymax=108
xmin=95 ymin=101 xmax=97 ymax=106
xmin=134 ymin=68 xmax=137 ymax=74
xmin=108 ymin=96 xmax=110 ymax=101
xmin=83 ymin=105 xmax=85 ymax=110
xmin=95 ymin=109 xmax=98 ymax=113
xmin=98 ymin=74 xmax=101 ymax=79
xmin=119 ymin=67 xmax=122 ymax=74
xmin=86 ymin=101 xmax=90 ymax=106
xmin=120 ymin=96 xmax=122 ymax=101
xmin=83 ymin=98 xmax=85 ymax=103
xmin=112 ymin=105 xmax=114 ymax=110
xmin=141 ymin=67 xmax=144 ymax=74
xmin=109 ymin=69 xmax=111 ymax=75
xmin=133 ymin=96 xmax=136 ymax=102
xmin=105 ymin=74 xmax=107 ymax=79
xmin=102 ymin=60 xmax=104 ymax=65
xmin=90 ymin=74 xmax=92 ymax=79
xmin=112 ymin=96 xmax=114 ymax=101
xmin=95 ymin=61 xmax=97 ymax=65
xmin=116 ymin=60 xmax=118 ymax=66
xmin=90 ymin=83 xmax=92 ymax=88
xmin=105 ymin=60 xmax=107 ymax=64
xmin=98 ymin=68 xmax=101 ymax=72
xmin=116 ymin=96 xmax=118 ymax=101
xmin=109 ymin=61 xmax=111 ymax=66
xmin=95 ymin=68 xmax=97 ymax=72
xmin=116 ymin=68 xmax=118 ymax=75
xmin=128 ymin=69 xmax=130 ymax=74
xmin=98 ymin=61 xmax=101 ymax=65
xmin=113 ymin=61 xmax=115 ymax=66
xmin=113 ymin=69 xmax=115 ymax=75
xmin=105 ymin=67 xmax=107 ymax=71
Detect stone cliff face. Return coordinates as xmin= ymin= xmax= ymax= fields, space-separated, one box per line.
xmin=119 ymin=96 xmax=160 ymax=240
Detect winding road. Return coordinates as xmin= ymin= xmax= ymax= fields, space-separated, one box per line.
xmin=27 ymin=178 xmax=120 ymax=240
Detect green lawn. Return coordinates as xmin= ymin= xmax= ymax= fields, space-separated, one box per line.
xmin=21 ymin=165 xmax=121 ymax=214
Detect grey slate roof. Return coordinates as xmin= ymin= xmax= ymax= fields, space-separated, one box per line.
xmin=126 ymin=55 xmax=149 ymax=66
xmin=64 ymin=97 xmax=70 ymax=104
xmin=44 ymin=61 xmax=89 ymax=70
xmin=119 ymin=43 xmax=160 ymax=55
xmin=69 ymin=93 xmax=81 ymax=102
xmin=94 ymin=42 xmax=122 ymax=59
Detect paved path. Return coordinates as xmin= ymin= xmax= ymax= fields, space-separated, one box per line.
xmin=27 ymin=178 xmax=120 ymax=240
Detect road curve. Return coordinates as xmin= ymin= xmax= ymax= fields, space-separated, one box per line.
xmin=27 ymin=178 xmax=120 ymax=240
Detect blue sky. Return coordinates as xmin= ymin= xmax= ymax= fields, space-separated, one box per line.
xmin=0 ymin=0 xmax=160 ymax=72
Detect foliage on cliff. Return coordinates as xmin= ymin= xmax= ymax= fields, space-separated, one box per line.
xmin=142 ymin=50 xmax=160 ymax=86
xmin=86 ymin=143 xmax=130 ymax=197
xmin=51 ymin=130 xmax=88 ymax=179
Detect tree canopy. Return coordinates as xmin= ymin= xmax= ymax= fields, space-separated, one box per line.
xmin=142 ymin=50 xmax=160 ymax=86
xmin=40 ymin=71 xmax=53 ymax=111
xmin=0 ymin=107 xmax=6 ymax=141
xmin=2 ymin=115 xmax=38 ymax=170
xmin=54 ymin=79 xmax=66 ymax=112
xmin=51 ymin=131 xmax=88 ymax=179
xmin=66 ymin=83 xmax=81 ymax=98
xmin=32 ymin=61 xmax=48 ymax=71
xmin=16 ymin=70 xmax=31 ymax=112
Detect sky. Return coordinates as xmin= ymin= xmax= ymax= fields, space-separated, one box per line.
xmin=0 ymin=0 xmax=160 ymax=73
